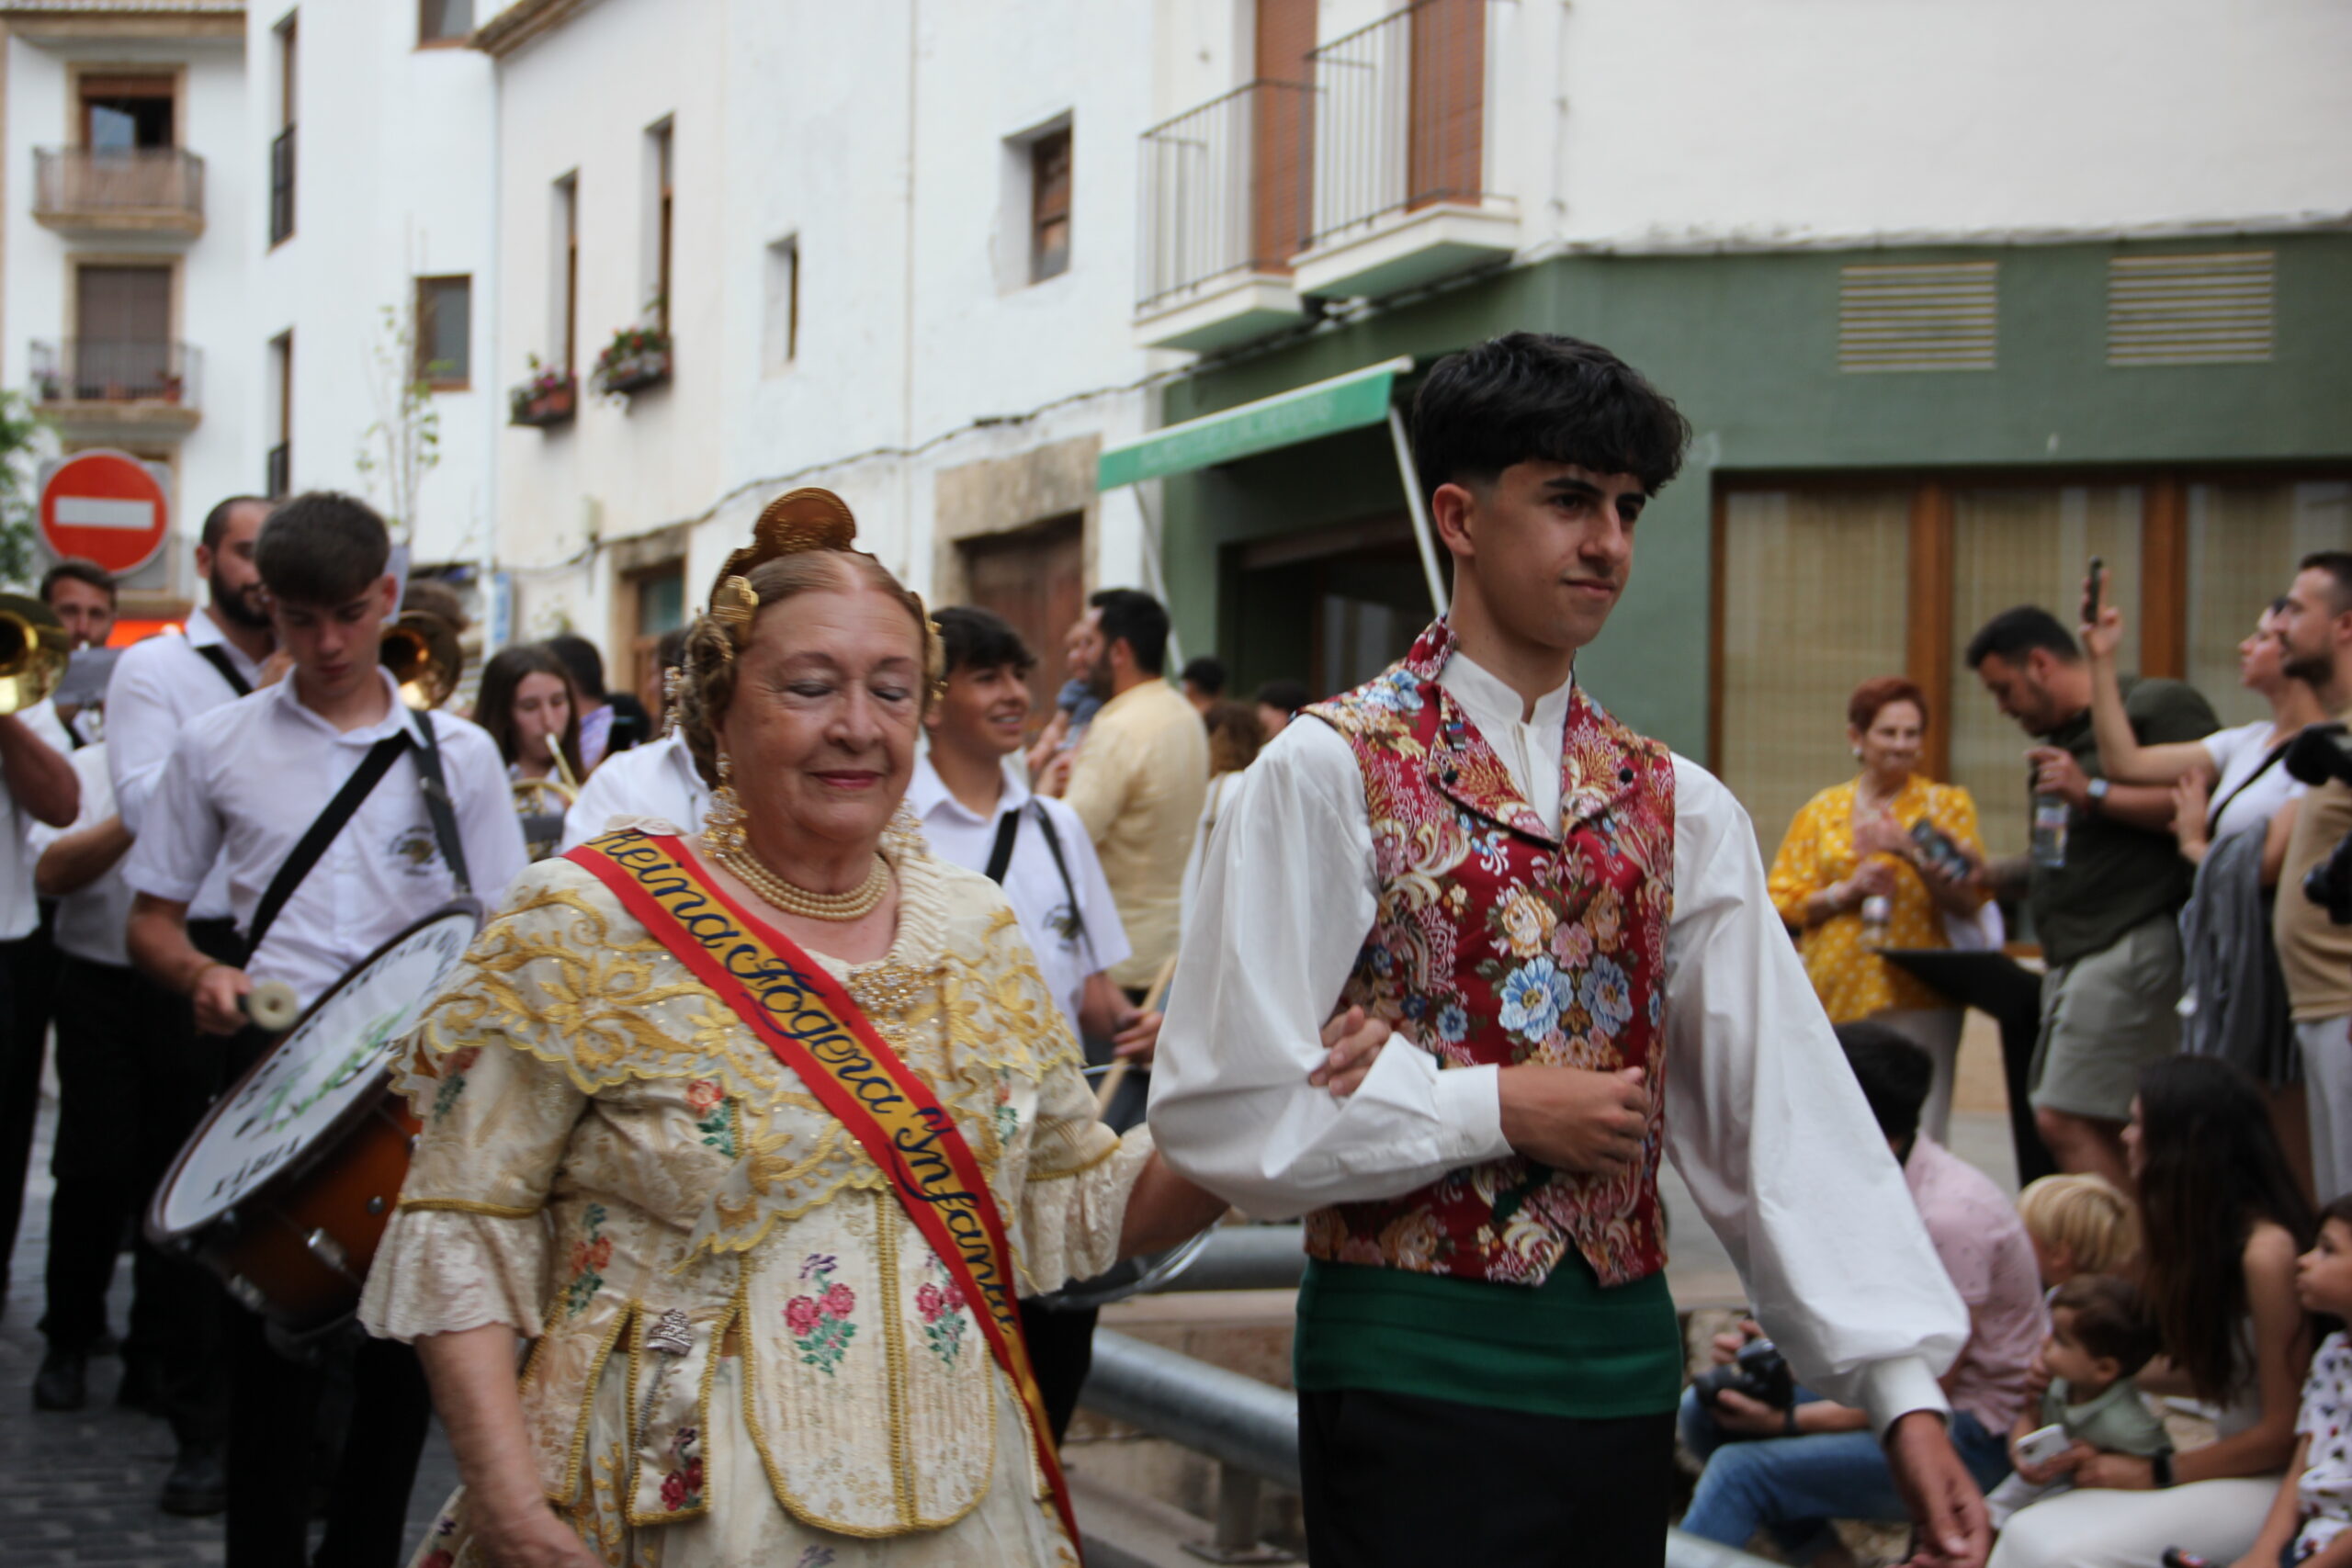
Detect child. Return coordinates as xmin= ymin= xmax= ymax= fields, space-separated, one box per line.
xmin=1988 ymin=1274 xmax=2172 ymax=1529
xmin=2223 ymin=1194 xmax=2352 ymax=1567
xmin=2017 ymin=1171 xmax=2140 ymax=1287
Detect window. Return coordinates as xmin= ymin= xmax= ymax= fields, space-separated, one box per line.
xmin=1029 ymin=127 xmax=1071 ymax=282
xmin=646 ymin=119 xmax=673 ymax=333
xmin=418 ymin=0 xmax=472 ymax=44
xmin=79 ymin=75 xmax=174 ymax=151
xmin=627 ymin=564 xmax=686 ymax=708
xmin=270 ymin=14 xmax=297 ymax=244
xmin=73 ymin=264 xmax=174 ymax=400
xmin=763 ymin=235 xmax=799 ymax=374
xmin=552 ymin=174 xmax=579 ymax=370
xmin=414 ymin=275 xmax=470 ymax=389
xmin=266 ymin=331 xmax=292 ymax=497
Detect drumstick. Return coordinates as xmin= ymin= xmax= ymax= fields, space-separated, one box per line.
xmin=241 ymin=981 xmax=301 ymax=1033
xmin=1092 ymin=953 xmax=1179 ymax=1119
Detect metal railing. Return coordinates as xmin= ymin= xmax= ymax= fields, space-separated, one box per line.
xmin=1081 ymin=1331 xmax=1777 ymax=1567
xmin=269 ymin=126 xmax=296 ymax=244
xmin=1136 ymin=78 xmax=1313 ymax=312
xmin=33 ymin=147 xmax=205 ymax=221
xmin=30 ymin=339 xmax=201 ymax=409
xmin=1305 ymin=0 xmax=1506 ymax=252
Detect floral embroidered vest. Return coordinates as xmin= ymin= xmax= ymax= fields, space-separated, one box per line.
xmin=1303 ymin=620 xmax=1676 ymax=1289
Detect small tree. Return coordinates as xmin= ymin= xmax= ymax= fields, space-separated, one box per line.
xmin=0 ymin=392 xmax=51 ymax=590
xmin=355 ymin=301 xmax=442 ymax=547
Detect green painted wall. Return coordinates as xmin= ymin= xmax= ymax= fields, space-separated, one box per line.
xmin=1157 ymin=232 xmax=2352 ymax=756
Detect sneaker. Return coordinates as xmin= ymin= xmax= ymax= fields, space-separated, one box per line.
xmin=31 ymin=1348 xmax=86 ymax=1411
xmin=159 ymin=1441 xmax=226 ymax=1517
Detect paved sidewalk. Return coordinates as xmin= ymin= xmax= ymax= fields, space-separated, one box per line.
xmin=0 ymin=1086 xmax=458 ymax=1566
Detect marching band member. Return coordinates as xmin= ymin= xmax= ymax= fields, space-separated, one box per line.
xmin=124 ymin=492 xmax=526 ymax=1568
xmin=476 ymin=643 xmax=586 ymax=788
xmin=1149 ymin=335 xmax=1987 ymax=1567
xmin=556 ymin=628 xmax=709 ymax=850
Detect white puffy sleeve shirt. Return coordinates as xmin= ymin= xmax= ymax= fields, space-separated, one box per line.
xmin=1148 ymin=653 xmax=1968 ymax=1438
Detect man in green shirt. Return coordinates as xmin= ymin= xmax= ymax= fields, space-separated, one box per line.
xmin=1967 ymin=606 xmax=2219 ymax=1191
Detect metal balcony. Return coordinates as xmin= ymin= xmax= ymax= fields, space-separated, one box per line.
xmin=32 ymin=148 xmax=205 ymax=237
xmin=1134 ymin=80 xmax=1316 ymax=352
xmin=31 ymin=339 xmax=203 ymax=439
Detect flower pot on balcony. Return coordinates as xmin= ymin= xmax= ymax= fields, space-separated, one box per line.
xmin=510 ymin=378 xmax=577 ymax=428
xmin=595 ymin=348 xmax=671 ymax=398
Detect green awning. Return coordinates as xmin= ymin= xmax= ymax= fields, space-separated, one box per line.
xmin=1097 ymin=356 xmax=1413 ymax=491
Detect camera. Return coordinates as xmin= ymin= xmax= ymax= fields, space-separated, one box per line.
xmin=1691 ymin=1337 xmax=1796 ymax=1412
xmin=2290 ymin=728 xmax=2352 ymax=925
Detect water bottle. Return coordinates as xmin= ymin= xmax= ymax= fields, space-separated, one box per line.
xmin=2031 ymin=793 xmax=2069 ymax=869
xmin=1860 ymin=895 xmax=1892 ymax=950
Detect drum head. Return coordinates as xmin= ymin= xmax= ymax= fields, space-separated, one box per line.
xmin=153 ymin=901 xmax=482 ymax=1239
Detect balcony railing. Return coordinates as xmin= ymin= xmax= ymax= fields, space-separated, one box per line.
xmin=32 ymin=148 xmax=205 ymax=231
xmin=31 ymin=339 xmax=201 ymax=411
xmin=1136 ymin=79 xmax=1313 ymax=313
xmin=1305 ymin=0 xmax=1503 ymax=252
xmin=269 ymin=125 xmax=295 ymax=244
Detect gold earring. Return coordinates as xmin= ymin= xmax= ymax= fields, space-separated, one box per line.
xmin=703 ymin=750 xmax=748 ymax=854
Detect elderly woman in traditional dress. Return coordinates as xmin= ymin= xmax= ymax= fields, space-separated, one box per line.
xmin=358 ymin=491 xmax=1389 ymax=1568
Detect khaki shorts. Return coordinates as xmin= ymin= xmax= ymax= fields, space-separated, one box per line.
xmin=2029 ymin=913 xmax=2184 ymax=1122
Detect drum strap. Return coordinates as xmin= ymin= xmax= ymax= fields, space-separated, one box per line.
xmin=245 ymin=733 xmax=411 ymax=959
xmin=194 ymin=644 xmax=253 ymax=698
xmin=405 ymin=708 xmax=472 ymax=895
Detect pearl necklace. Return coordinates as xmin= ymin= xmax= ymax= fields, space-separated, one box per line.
xmin=708 ymin=838 xmax=891 ymax=922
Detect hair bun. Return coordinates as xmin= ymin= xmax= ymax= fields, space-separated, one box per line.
xmin=717 ymin=488 xmax=858 ymax=594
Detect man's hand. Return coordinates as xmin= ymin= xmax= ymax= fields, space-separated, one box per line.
xmin=1307 ymin=1006 xmax=1393 ymax=1099
xmin=1886 ymin=1410 xmax=1990 ymax=1568
xmin=1709 ymin=1317 xmax=1766 ymax=1367
xmin=193 ymin=963 xmax=254 ymax=1037
xmin=1709 ymin=1389 xmax=1792 ymax=1438
xmin=1497 ymin=1064 xmax=1650 ymax=1176
xmin=1111 ymin=1010 xmax=1161 ymax=1064
xmin=2027 ymin=746 xmax=2091 ymax=810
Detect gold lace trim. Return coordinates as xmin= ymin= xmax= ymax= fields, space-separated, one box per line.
xmin=396 ymin=1195 xmax=542 ymax=1218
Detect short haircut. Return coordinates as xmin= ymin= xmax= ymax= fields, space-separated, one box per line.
xmin=934 ymin=604 xmax=1035 ymax=680
xmin=1409 ymin=332 xmax=1691 ymax=509
xmin=2051 ymin=1274 xmax=2161 ymax=1376
xmin=1204 ymin=699 xmax=1263 ymax=775
xmin=2299 ymin=552 xmax=2352 ymax=615
xmin=1256 ymin=678 xmax=1310 ymax=716
xmin=1964 ymin=605 xmax=2079 ymax=670
xmin=201 ymin=494 xmax=271 ymax=551
xmin=1182 ymin=655 xmax=1227 ymax=697
xmin=254 ymin=491 xmax=390 ymax=606
xmin=2016 ymin=1174 xmax=2140 ymax=1276
xmin=545 ymin=633 xmax=607 ymax=700
xmin=1835 ymin=1021 xmax=1931 ymax=1145
xmin=1849 ymin=674 xmax=1928 ymax=734
xmin=40 ymin=558 xmax=115 ymax=607
xmin=1090 ymin=587 xmax=1170 ymax=677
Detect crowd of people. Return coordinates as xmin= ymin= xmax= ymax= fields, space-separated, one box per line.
xmin=0 ymin=331 xmax=2346 ymax=1568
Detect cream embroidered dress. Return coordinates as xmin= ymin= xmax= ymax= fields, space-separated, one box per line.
xmin=357 ymin=825 xmax=1152 ymax=1568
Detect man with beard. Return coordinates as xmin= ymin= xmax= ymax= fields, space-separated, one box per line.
xmin=91 ymin=493 xmax=281 ymax=1516
xmin=2268 ymin=553 xmax=2352 ymax=1198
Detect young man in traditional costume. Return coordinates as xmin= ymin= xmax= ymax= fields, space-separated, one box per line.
xmin=1150 ymin=333 xmax=1990 ymax=1567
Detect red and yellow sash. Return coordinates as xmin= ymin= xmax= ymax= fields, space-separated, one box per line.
xmin=565 ymin=829 xmax=1080 ymax=1557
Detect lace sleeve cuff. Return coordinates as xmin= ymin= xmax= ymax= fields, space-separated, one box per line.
xmin=359 ymin=1204 xmax=551 ymax=1342
xmin=1017 ymin=1125 xmax=1157 ymax=1296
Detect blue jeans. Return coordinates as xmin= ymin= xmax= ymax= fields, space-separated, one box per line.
xmin=1679 ymin=1385 xmax=2013 ymax=1561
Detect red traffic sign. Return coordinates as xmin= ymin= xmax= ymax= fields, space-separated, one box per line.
xmin=38 ymin=449 xmax=170 ymax=575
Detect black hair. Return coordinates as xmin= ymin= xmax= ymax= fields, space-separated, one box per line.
xmin=545 ymin=633 xmax=608 ymax=700
xmin=2051 ymin=1275 xmax=2162 ymax=1377
xmin=200 ymin=494 xmax=272 ymax=551
xmin=1409 ymin=332 xmax=1690 ymax=508
xmin=1182 ymin=655 xmax=1227 ymax=697
xmin=2299 ymin=552 xmax=2352 ymax=615
xmin=1964 ymin=605 xmax=2080 ymax=670
xmin=1256 ymin=678 xmax=1310 ymax=716
xmin=934 ymin=604 xmax=1035 ymax=680
xmin=253 ymin=491 xmax=390 ymax=606
xmin=1089 ymin=587 xmax=1170 ymax=677
xmin=1835 ymin=1021 xmax=1931 ymax=1145
xmin=40 ymin=558 xmax=115 ymax=607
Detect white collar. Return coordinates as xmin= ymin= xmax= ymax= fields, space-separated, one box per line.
xmin=1438 ymin=649 xmax=1576 ymax=736
xmin=269 ymin=666 xmax=414 ymax=743
xmin=909 ymin=751 xmax=1028 ymax=826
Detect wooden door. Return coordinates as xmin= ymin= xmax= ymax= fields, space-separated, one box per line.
xmin=960 ymin=516 xmax=1085 ymax=732
xmin=1250 ymin=0 xmax=1315 ymax=270
xmin=74 ymin=265 xmax=171 ymax=398
xmin=1408 ymin=0 xmax=1485 ymax=208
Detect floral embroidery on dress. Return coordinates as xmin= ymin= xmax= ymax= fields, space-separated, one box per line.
xmin=784 ymin=1253 xmax=857 ymax=1374
xmin=428 ymin=1045 xmax=481 ymax=1122
xmin=657 ymin=1423 xmax=706 ymax=1514
xmin=562 ymin=1203 xmax=613 ymax=1319
xmin=685 ymin=1077 xmax=737 ymax=1158
xmin=914 ymin=1257 xmax=969 ymax=1367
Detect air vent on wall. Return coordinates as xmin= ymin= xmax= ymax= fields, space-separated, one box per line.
xmin=1838 ymin=262 xmax=1997 ymax=373
xmin=2108 ymin=252 xmax=2274 ymax=367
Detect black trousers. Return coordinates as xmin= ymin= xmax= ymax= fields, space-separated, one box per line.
xmin=1298 ymin=1387 xmax=1676 ymax=1567
xmin=0 ymin=913 xmax=54 ymax=1283
xmin=40 ymin=956 xmax=225 ymax=1438
xmin=1017 ymin=1297 xmax=1097 ymax=1444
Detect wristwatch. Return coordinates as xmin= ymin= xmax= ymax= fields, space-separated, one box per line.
xmin=2086 ymin=777 xmax=2111 ymax=815
xmin=2151 ymin=1449 xmax=2175 ymax=1488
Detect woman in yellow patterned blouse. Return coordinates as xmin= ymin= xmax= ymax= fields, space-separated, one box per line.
xmin=356 ymin=492 xmax=1388 ymax=1568
xmin=1767 ymin=675 xmax=1990 ymax=1142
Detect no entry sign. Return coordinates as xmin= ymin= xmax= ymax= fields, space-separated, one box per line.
xmin=38 ymin=449 xmax=170 ymax=575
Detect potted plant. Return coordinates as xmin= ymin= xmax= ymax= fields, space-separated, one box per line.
xmin=592 ymin=322 xmax=672 ymax=398
xmin=509 ymin=355 xmax=578 ymax=427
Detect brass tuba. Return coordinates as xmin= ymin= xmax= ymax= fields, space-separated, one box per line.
xmin=0 ymin=593 xmax=71 ymax=716
xmin=380 ymin=611 xmax=463 ymax=711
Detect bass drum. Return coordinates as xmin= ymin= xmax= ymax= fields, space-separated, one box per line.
xmin=146 ymin=901 xmax=483 ymax=1333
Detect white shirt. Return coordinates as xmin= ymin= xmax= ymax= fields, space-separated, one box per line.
xmin=28 ymin=743 xmax=131 ymax=966
xmin=105 ymin=607 xmax=266 ymax=921
xmin=909 ymin=753 xmax=1131 ymax=1036
xmin=2202 ymin=718 xmax=2304 ymax=843
xmin=123 ymin=670 xmax=528 ymax=1008
xmin=1148 ymin=649 xmax=1967 ymax=1438
xmin=558 ymin=732 xmax=712 ymax=852
xmin=0 ymin=698 xmax=74 ymax=941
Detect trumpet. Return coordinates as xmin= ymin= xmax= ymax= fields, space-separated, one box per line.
xmin=381 ymin=611 xmax=463 ymax=711
xmin=0 ymin=594 xmax=70 ymax=716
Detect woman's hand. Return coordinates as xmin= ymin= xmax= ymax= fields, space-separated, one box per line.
xmin=2070 ymin=1449 xmax=2157 ymax=1491
xmin=1307 ymin=1006 xmax=1394 ymax=1099
xmin=1853 ymin=859 xmax=1901 ymax=900
xmin=471 ymin=1497 xmax=603 ymax=1568
xmin=1854 ymin=811 xmax=1915 ymax=861
xmin=2081 ymin=576 xmax=2125 ymax=661
xmin=2007 ymin=1436 xmax=2078 ymax=1487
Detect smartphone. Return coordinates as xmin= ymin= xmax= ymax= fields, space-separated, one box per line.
xmin=2160 ymin=1551 xmax=2213 ymax=1568
xmin=2082 ymin=556 xmax=2106 ymax=626
xmin=1910 ymin=819 xmax=1973 ymax=880
xmin=2015 ymin=1422 xmax=2072 ymax=1468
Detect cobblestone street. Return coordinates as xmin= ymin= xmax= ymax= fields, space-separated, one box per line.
xmin=0 ymin=1087 xmax=458 ymax=1566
